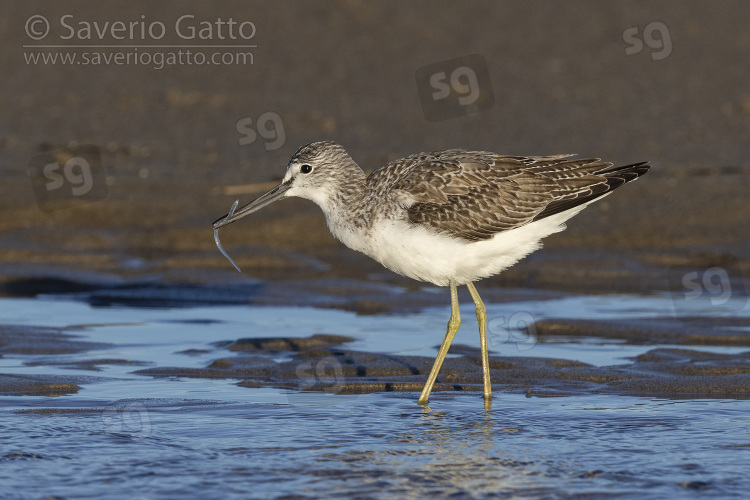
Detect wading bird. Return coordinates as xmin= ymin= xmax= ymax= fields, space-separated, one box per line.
xmin=213 ymin=141 xmax=649 ymax=406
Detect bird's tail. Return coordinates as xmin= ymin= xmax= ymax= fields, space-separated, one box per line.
xmin=531 ymin=161 xmax=650 ymax=222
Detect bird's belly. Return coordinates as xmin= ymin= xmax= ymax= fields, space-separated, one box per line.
xmin=352 ymin=206 xmax=587 ymax=286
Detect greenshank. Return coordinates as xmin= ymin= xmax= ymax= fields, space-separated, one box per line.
xmin=213 ymin=141 xmax=649 ymax=406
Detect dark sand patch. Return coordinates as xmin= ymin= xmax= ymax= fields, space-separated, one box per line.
xmin=0 ymin=373 xmax=91 ymax=396
xmin=135 ymin=334 xmax=750 ymax=399
xmin=0 ymin=270 xmax=569 ymax=314
xmin=224 ymin=334 xmax=355 ymax=352
xmin=535 ymin=317 xmax=750 ymax=346
xmin=0 ymin=325 xmax=114 ymax=395
xmin=0 ymin=324 xmax=111 ymax=355
xmin=12 ymin=398 xmax=233 ymax=414
xmin=23 ymin=358 xmax=146 ymax=372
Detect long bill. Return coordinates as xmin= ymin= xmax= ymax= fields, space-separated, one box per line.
xmin=213 ymin=182 xmax=291 ymax=229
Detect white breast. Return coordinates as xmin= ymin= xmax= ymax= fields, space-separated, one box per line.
xmin=343 ymin=203 xmax=595 ymax=286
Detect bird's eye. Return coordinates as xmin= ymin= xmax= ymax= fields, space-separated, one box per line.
xmin=300 ymin=164 xmax=313 ymax=174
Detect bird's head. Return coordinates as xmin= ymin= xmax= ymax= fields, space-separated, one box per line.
xmin=213 ymin=141 xmax=357 ymax=229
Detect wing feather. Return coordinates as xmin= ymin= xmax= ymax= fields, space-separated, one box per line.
xmin=367 ymin=150 xmax=649 ymax=241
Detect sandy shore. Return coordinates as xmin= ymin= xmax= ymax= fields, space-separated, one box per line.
xmin=1 ymin=2 xmax=749 ymax=399
xmin=4 ymin=320 xmax=749 ymax=399
xmin=2 ymin=1 xmax=749 ymax=299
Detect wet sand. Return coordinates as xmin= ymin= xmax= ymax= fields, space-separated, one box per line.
xmin=4 ymin=314 xmax=749 ymax=399
xmin=0 ymin=324 xmax=113 ymax=395
xmin=135 ymin=333 xmax=750 ymax=399
xmin=1 ymin=1 xmax=750 ymax=401
xmin=2 ymin=169 xmax=749 ymax=299
xmin=2 ymin=1 xmax=750 ymax=300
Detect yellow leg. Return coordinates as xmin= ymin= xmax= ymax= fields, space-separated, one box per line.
xmin=418 ymin=280 xmax=460 ymax=406
xmin=466 ymin=282 xmax=492 ymax=402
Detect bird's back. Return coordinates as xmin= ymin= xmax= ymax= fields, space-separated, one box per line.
xmin=367 ymin=150 xmax=649 ymax=242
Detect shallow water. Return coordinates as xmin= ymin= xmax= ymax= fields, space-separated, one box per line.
xmin=4 ymin=394 xmax=749 ymax=498
xmin=1 ymin=294 xmax=749 ymax=498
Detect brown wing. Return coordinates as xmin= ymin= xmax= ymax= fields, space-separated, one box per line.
xmin=368 ymin=151 xmax=649 ymax=241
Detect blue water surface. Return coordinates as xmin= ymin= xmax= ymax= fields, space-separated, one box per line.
xmin=1 ymin=295 xmax=749 ymax=499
